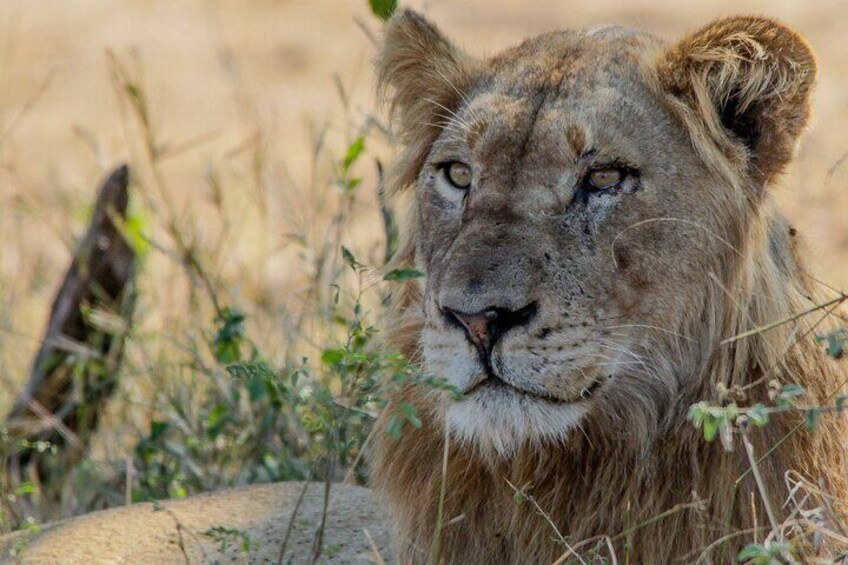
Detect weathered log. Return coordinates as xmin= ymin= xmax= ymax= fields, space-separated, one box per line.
xmin=4 ymin=165 xmax=136 ymax=509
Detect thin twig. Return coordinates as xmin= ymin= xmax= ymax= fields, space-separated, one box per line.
xmin=0 ymin=70 xmax=54 ymax=148
xmin=364 ymin=529 xmax=386 ymax=565
xmin=341 ymin=405 xmax=385 ymax=486
xmin=614 ymin=502 xmax=705 ymax=543
xmin=721 ymin=294 xmax=848 ymax=345
xmin=277 ymin=482 xmax=310 ymax=565
xmin=504 ymin=478 xmax=584 ymax=564
xmin=353 ymin=16 xmax=379 ymax=47
xmin=741 ymin=432 xmax=782 ymax=541
xmin=9 ymin=397 xmax=84 ymax=452
xmin=310 ymin=451 xmax=334 ymax=564
xmin=688 ymin=527 xmax=767 ymax=564
xmin=125 ymin=456 xmax=134 ymax=506
xmin=736 ymin=373 xmax=848 ymax=486
xmin=154 ymin=504 xmax=209 ymax=564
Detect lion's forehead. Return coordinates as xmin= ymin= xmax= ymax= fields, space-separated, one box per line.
xmin=463 ymin=89 xmax=668 ymax=150
xmin=449 ymin=86 xmax=676 ymax=191
xmin=444 ymin=33 xmax=674 ymax=175
xmin=484 ymin=28 xmax=660 ymax=93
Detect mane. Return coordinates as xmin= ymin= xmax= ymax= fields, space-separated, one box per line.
xmin=373 ymin=129 xmax=848 ymax=564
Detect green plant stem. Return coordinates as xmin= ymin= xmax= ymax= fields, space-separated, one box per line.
xmin=429 ymin=426 xmax=450 ymax=565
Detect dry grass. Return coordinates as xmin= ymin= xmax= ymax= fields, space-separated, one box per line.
xmin=0 ymin=0 xmax=846 ymax=555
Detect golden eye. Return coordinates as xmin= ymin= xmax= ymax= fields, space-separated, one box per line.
xmin=445 ymin=162 xmax=472 ymax=189
xmin=588 ymin=168 xmax=623 ymax=190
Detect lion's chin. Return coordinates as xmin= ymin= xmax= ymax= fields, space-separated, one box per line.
xmin=445 ymin=382 xmax=590 ymax=458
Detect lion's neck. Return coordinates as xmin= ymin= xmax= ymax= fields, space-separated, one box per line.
xmin=375 ymin=390 xmax=843 ymax=563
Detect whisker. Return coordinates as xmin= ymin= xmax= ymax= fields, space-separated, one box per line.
xmin=430 ymin=66 xmax=486 ymax=128
xmin=424 ymin=98 xmax=474 ymax=132
xmin=611 ymin=217 xmax=742 ymax=269
xmin=595 ymin=339 xmax=652 ymax=375
xmin=584 ymin=361 xmax=644 ymax=368
xmin=599 ymin=324 xmax=695 ymax=343
xmin=421 ymin=121 xmax=467 ymax=145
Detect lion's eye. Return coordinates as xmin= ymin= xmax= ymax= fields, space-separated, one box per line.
xmin=443 ymin=162 xmax=472 ymax=189
xmin=587 ymin=167 xmax=623 ymax=190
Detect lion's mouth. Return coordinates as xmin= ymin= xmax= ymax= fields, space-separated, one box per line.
xmin=464 ymin=374 xmax=605 ymax=404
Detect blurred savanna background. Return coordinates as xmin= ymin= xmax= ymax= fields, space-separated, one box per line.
xmin=0 ymin=0 xmax=846 ymax=551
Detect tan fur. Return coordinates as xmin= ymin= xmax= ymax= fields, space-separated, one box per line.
xmin=373 ymin=11 xmax=848 ymax=563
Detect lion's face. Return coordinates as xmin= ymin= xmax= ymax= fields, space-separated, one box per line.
xmin=416 ymin=32 xmax=711 ymax=454
xmin=380 ymin=14 xmax=816 ymax=455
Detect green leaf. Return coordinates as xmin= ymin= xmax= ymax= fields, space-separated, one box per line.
xmin=780 ymin=384 xmax=805 ymax=397
xmin=321 ymin=348 xmax=345 ymax=367
xmin=341 ymin=246 xmax=360 ymax=270
xmin=737 ymin=543 xmax=767 ymax=562
xmin=805 ymin=409 xmax=820 ymax=432
xmin=737 ymin=542 xmax=796 ymax=564
xmin=703 ymin=418 xmax=719 ymax=442
xmin=346 ymin=177 xmax=362 ymax=192
xmin=416 ymin=374 xmax=464 ymax=400
xmin=247 ymin=371 xmax=268 ymax=402
xmin=213 ymin=307 xmax=246 ymax=363
xmin=150 ymin=420 xmax=169 ymax=442
xmin=386 ymin=415 xmax=403 ymax=439
xmin=398 ymin=402 xmax=422 ymax=429
xmin=777 ymin=384 xmax=805 ymax=408
xmin=825 ymin=329 xmax=847 ymax=359
xmin=746 ymin=403 xmax=769 ymax=427
xmin=13 ymin=483 xmax=36 ymax=496
xmin=206 ymin=404 xmax=230 ymax=439
xmin=368 ymin=0 xmax=397 ymax=21
xmin=124 ymin=211 xmax=150 ymax=258
xmin=342 ymin=136 xmax=366 ymax=174
xmin=687 ymin=402 xmax=706 ymax=427
xmin=383 ymin=268 xmax=425 ymax=281
xmin=124 ymin=83 xmax=143 ymax=104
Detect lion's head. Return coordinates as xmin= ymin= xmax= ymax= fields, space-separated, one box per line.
xmin=378 ymin=11 xmax=816 ymax=456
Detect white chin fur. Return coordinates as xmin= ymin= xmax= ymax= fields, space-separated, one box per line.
xmin=445 ymin=386 xmax=589 ymax=457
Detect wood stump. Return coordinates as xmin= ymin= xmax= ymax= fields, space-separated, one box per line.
xmin=4 ymin=165 xmax=136 ymax=517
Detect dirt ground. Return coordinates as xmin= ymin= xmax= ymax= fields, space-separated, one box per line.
xmin=0 ymin=0 xmax=846 ymax=412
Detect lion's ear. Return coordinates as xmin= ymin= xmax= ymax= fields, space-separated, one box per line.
xmin=656 ymin=16 xmax=816 ymax=184
xmin=377 ymin=10 xmax=475 ymax=186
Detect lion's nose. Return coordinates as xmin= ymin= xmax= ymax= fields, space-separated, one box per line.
xmin=442 ymin=302 xmax=537 ymax=354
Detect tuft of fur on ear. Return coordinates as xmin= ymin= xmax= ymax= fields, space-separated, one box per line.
xmin=656 ymin=16 xmax=817 ymax=186
xmin=376 ymin=9 xmax=476 ymax=191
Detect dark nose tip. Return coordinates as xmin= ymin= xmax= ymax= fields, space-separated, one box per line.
xmin=442 ymin=302 xmax=537 ymax=354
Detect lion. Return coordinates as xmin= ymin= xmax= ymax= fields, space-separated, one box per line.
xmin=371 ymin=9 xmax=848 ymax=564
xmin=2 ymin=11 xmax=847 ymax=565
